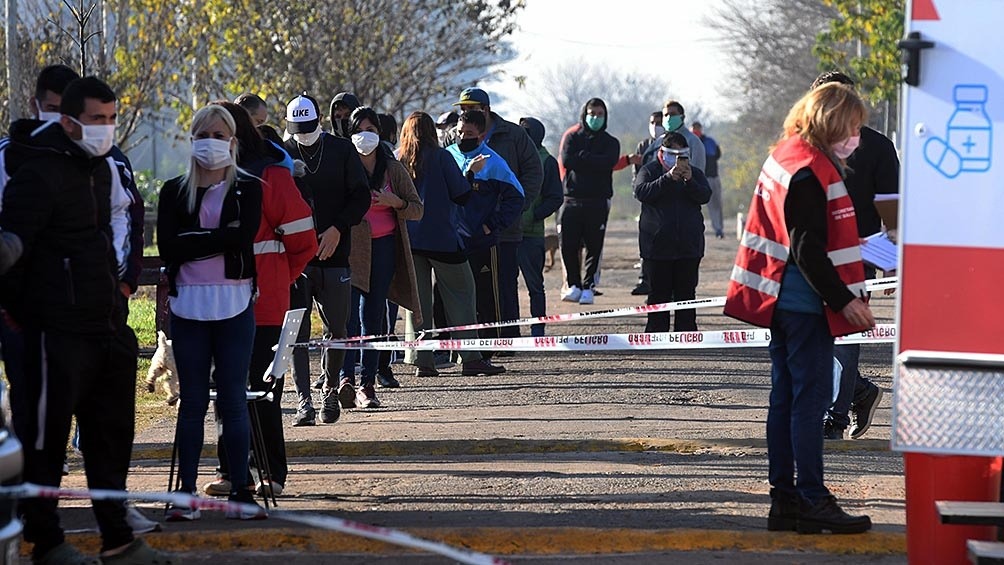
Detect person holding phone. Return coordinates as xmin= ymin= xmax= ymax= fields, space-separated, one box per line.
xmin=632 ymin=132 xmax=711 ymax=332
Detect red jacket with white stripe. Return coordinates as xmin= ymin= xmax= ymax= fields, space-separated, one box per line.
xmin=724 ymin=135 xmax=866 ymax=337
xmin=254 ymin=165 xmax=317 ymax=326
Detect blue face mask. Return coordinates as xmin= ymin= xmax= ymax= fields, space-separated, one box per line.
xmin=663 ymin=114 xmax=683 ymax=132
xmin=585 ymin=115 xmax=605 ymax=132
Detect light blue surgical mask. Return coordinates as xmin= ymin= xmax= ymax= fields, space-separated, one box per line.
xmin=585 ymin=115 xmax=605 ymax=132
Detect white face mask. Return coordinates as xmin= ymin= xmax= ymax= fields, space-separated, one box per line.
xmin=351 ymin=131 xmax=381 ymax=156
xmin=35 ymin=99 xmax=61 ymax=123
xmin=831 ymin=135 xmax=861 ymax=159
xmin=649 ymin=124 xmax=665 ymax=139
xmin=293 ymin=128 xmax=322 ymax=147
xmin=192 ymin=137 xmax=233 ymax=170
xmin=68 ymin=116 xmax=116 ymax=157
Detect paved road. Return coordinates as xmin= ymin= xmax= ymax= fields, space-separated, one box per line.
xmin=49 ymin=221 xmax=906 ymax=563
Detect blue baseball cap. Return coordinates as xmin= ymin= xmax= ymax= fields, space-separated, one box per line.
xmin=452 ymin=87 xmax=490 ymax=107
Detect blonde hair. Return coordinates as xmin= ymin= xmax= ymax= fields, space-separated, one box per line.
xmin=180 ymin=104 xmax=240 ymax=213
xmin=782 ymin=83 xmax=868 ymax=153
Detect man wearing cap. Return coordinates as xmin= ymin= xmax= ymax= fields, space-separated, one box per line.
xmin=453 ymin=87 xmax=542 ymax=343
xmin=329 ymin=92 xmax=361 ymax=138
xmin=283 ymin=92 xmax=370 ymax=426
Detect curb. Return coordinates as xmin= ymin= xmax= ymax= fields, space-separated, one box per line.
xmin=53 ymin=527 xmax=906 ymax=557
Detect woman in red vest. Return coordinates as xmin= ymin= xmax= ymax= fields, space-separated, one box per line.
xmin=724 ymin=83 xmax=875 ymax=535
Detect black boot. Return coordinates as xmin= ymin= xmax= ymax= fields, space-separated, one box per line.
xmin=797 ymin=495 xmax=871 ymax=534
xmin=767 ymin=488 xmax=799 ymax=531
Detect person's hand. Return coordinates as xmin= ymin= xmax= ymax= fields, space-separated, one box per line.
xmin=841 ymin=297 xmax=875 ymax=328
xmin=669 ymin=165 xmax=686 ymax=181
xmin=482 ymin=224 xmax=491 ymax=235
xmin=628 ymin=153 xmax=642 ymax=165
xmin=372 ymin=190 xmax=403 ymax=209
xmin=466 ymin=154 xmax=490 ymax=175
xmin=119 ymin=282 xmax=132 ymax=298
xmin=317 ymin=226 xmax=341 ymax=260
xmin=883 ymin=269 xmax=897 ymax=296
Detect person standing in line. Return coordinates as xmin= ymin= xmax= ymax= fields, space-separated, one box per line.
xmin=724 ymin=83 xmax=874 ymax=535
xmin=329 ymin=91 xmax=361 ymax=138
xmin=436 ymin=111 xmax=459 ymax=147
xmin=397 ymin=112 xmax=505 ymax=377
xmin=630 ymin=110 xmax=665 ymax=296
xmin=202 ymin=101 xmax=316 ymax=498
xmin=340 ymin=107 xmax=424 ymax=408
xmin=691 ymin=121 xmax=725 ymax=239
xmin=282 ymin=92 xmax=371 ymax=426
xmin=557 ymin=97 xmax=620 ymax=306
xmin=641 ymin=100 xmax=706 ymax=173
xmin=1 ymin=75 xmax=177 ymax=563
xmin=809 ymin=71 xmax=891 ymax=441
xmin=633 ymin=133 xmax=711 ymax=332
xmin=516 ymin=117 xmax=563 ymax=337
xmin=451 ymin=88 xmax=541 ymax=342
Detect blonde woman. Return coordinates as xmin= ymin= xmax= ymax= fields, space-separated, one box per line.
xmin=157 ymin=104 xmax=264 ymax=520
xmin=724 ymin=83 xmax=875 ymax=535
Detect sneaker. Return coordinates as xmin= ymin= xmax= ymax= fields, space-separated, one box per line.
xmin=849 ymin=385 xmax=883 ymax=439
xmin=312 ymin=375 xmax=325 ymax=390
xmin=337 ymin=378 xmax=356 ymax=409
xmin=823 ymin=420 xmax=845 ymax=440
xmin=415 ymin=366 xmax=439 ymax=377
xmin=716 ymin=231 xmax=725 ymax=239
xmin=461 ymin=359 xmax=506 ymax=376
xmin=433 ymin=351 xmax=456 ymax=369
xmin=797 ymin=495 xmax=871 ymax=534
xmin=164 ymin=491 xmax=200 ymax=522
xmin=376 ymin=367 xmax=400 ymax=388
xmin=356 ymin=385 xmax=381 ymax=409
xmin=203 ymin=476 xmax=231 ymax=497
xmin=62 ymin=460 xmax=69 ymax=476
xmin=630 ymin=282 xmax=650 ymax=296
xmin=561 ymin=285 xmax=582 ymax=303
xmin=125 ymin=503 xmax=162 ymax=534
xmin=292 ymin=404 xmax=315 ymax=427
xmin=578 ymin=288 xmax=594 ymax=305
xmin=255 ymin=479 xmax=284 ymax=497
xmin=767 ymin=489 xmax=799 ymax=532
xmin=100 ymin=538 xmax=177 ymax=564
xmin=226 ymin=490 xmax=267 ymax=520
xmin=320 ymin=387 xmax=341 ymax=424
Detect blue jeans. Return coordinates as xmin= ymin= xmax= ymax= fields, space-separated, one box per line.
xmin=767 ymin=309 xmax=834 ymax=504
xmin=517 ymin=237 xmax=546 ymax=337
xmin=171 ymin=305 xmax=255 ymax=494
xmin=342 ymin=235 xmax=396 ymax=387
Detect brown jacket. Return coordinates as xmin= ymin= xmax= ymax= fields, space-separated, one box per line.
xmin=349 ymin=158 xmax=425 ymax=325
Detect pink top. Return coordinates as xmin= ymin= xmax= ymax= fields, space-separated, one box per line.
xmin=365 ymin=179 xmax=397 ymax=239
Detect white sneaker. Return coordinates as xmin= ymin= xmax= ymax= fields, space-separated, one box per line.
xmin=561 ymin=285 xmax=582 ymax=302
xmin=126 ymin=502 xmax=162 ymax=534
xmin=578 ymin=288 xmax=595 ymax=305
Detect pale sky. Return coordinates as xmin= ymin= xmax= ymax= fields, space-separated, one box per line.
xmin=484 ymin=0 xmax=734 ymax=121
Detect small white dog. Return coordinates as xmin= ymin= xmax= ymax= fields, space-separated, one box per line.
xmin=146 ymin=330 xmax=180 ymax=406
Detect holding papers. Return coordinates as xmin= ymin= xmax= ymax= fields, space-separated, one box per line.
xmin=860 ymin=232 xmax=898 ymax=271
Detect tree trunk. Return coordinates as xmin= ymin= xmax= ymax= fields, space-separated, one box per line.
xmin=5 ymin=0 xmax=22 ymax=119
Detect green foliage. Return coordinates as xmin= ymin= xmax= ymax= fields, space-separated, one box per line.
xmin=127 ymin=295 xmax=157 ymax=348
xmin=813 ymin=0 xmax=905 ymax=106
xmin=133 ymin=169 xmax=164 ymax=207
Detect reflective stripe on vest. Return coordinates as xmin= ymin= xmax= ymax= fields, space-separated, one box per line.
xmin=253 ymin=240 xmax=285 ymax=255
xmin=277 ymin=216 xmax=313 ymax=235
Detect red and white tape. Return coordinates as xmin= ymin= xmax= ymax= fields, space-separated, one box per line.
xmin=314 ymin=277 xmax=899 ymax=344
xmin=0 ymin=484 xmax=509 ymax=565
xmin=314 ymin=324 xmax=897 ymax=352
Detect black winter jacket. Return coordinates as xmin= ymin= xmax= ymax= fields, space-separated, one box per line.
xmin=560 ymin=99 xmax=621 ymax=202
xmin=633 ymin=159 xmax=712 ymax=260
xmin=157 ymin=174 xmax=262 ymax=296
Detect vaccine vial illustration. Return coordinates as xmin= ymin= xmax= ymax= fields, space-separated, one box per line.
xmin=947 ymin=85 xmax=992 ymax=172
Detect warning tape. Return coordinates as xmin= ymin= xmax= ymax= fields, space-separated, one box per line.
xmin=0 ymin=484 xmax=508 ymax=565
xmin=312 ymin=324 xmax=897 ymax=352
xmin=312 ymin=277 xmax=899 ymax=345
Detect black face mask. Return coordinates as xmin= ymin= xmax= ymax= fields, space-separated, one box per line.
xmin=331 ymin=117 xmax=351 ymax=138
xmin=458 ymin=137 xmax=479 ymax=153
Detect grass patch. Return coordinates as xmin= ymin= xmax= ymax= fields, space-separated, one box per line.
xmin=128 ymin=294 xmax=158 ymax=349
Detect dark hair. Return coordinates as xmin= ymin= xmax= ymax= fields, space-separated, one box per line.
xmin=663 ymin=100 xmax=685 ymax=116
xmin=59 ymin=76 xmax=116 ymax=118
xmin=377 ymin=113 xmax=398 ymax=144
xmin=259 ymin=124 xmax=284 ymax=146
xmin=35 ymin=64 xmax=80 ymax=100
xmin=650 ymin=111 xmax=663 ymax=120
xmin=692 ymin=121 xmax=703 ymax=129
xmin=661 ymin=132 xmax=689 ymax=149
xmin=234 ymin=92 xmax=267 ymax=113
xmin=811 ymin=71 xmax=855 ymax=90
xmin=458 ymin=110 xmax=486 ymax=133
xmin=398 ymin=112 xmax=439 ymax=179
xmin=349 ymin=106 xmax=381 ymax=137
xmin=349 ymin=106 xmax=387 ymax=191
xmin=213 ymin=100 xmax=266 ymax=166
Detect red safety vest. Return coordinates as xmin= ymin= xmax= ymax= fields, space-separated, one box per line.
xmin=724 ymin=135 xmax=866 ymax=337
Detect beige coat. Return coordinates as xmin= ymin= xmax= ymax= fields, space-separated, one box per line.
xmin=349 ymin=158 xmax=425 ymax=325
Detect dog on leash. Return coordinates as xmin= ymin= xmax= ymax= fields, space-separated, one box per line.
xmin=544 ymin=233 xmax=560 ymax=272
xmin=146 ymin=330 xmax=180 ymax=406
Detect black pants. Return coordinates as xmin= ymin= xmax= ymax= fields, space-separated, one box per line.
xmin=19 ymin=320 xmax=137 ymax=557
xmin=468 ymin=246 xmax=502 ymax=357
xmin=497 ymin=241 xmax=521 ymax=338
xmin=560 ymin=205 xmax=608 ymax=289
xmin=645 ymin=257 xmax=702 ymax=332
xmin=217 ymin=325 xmax=288 ymax=486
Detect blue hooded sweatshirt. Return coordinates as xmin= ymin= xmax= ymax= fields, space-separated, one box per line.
xmin=446 ymin=140 xmax=524 ymax=251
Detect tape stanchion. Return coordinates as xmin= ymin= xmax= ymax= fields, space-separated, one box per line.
xmin=312 ymin=277 xmax=899 ymax=345
xmin=312 ymin=324 xmax=897 ymax=352
xmin=0 ymin=484 xmax=509 ymax=565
